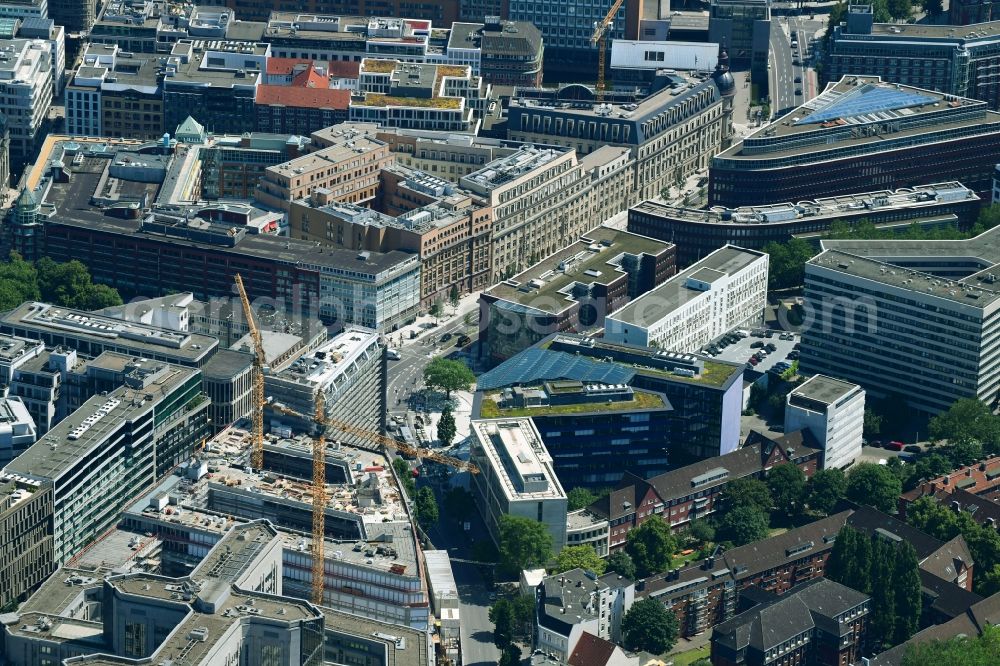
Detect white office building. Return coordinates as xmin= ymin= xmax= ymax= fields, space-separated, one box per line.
xmin=801 ymin=227 xmax=1000 ymax=414
xmin=785 ymin=375 xmax=865 ymax=470
xmin=604 ymin=245 xmax=768 ymax=351
xmin=0 ymin=396 xmax=36 ymax=466
xmin=0 ymin=38 xmax=52 ymax=165
xmin=470 ymin=418 xmax=568 ymax=553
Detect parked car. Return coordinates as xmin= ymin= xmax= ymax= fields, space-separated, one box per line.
xmin=765 ymin=343 xmax=778 ymax=352
xmin=456 ymin=334 xmax=472 ymax=347
xmin=751 ymin=341 xmax=764 ymax=349
xmin=765 ymin=330 xmax=775 ymax=338
xmin=755 ymin=351 xmax=766 ymax=360
xmin=886 ymin=441 xmax=905 ymax=451
xmin=386 ymin=348 xmax=401 ymax=360
xmin=736 ymin=329 xmax=750 ymax=338
xmin=749 ymin=357 xmax=760 ymax=366
xmin=788 ymin=350 xmax=800 ymax=360
xmin=440 ymin=332 xmax=453 ymax=342
xmin=904 ymin=445 xmax=922 ymax=454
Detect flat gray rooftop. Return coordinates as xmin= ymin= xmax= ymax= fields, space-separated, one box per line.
xmin=791 ymin=375 xmax=861 ymax=405
xmin=612 ymin=245 xmax=764 ymax=324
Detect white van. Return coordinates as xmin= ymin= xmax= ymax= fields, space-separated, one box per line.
xmin=386 ymin=348 xmax=401 ymax=360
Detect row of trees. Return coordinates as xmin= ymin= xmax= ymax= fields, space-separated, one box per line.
xmin=901 ymin=624 xmax=1000 ymax=666
xmin=489 ymin=594 xmax=533 ymax=666
xmin=0 ymin=253 xmax=123 ymax=311
xmin=826 ymin=526 xmax=922 ymax=649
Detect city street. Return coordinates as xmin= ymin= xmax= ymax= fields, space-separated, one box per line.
xmin=770 ymin=10 xmax=827 ymax=116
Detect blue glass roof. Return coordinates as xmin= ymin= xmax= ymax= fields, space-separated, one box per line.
xmin=477 ymin=349 xmax=636 ymax=391
xmin=796 ymin=85 xmax=936 ymax=125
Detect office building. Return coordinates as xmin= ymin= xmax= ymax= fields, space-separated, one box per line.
xmin=3 ymin=362 xmax=207 ymax=563
xmin=470 ymin=418 xmax=569 ymax=552
xmin=479 ymin=226 xmax=676 ymax=364
xmin=266 ymin=327 xmax=386 ymax=443
xmin=604 ymin=245 xmax=768 ymax=352
xmin=288 ymin=163 xmax=493 ymax=306
xmin=0 ymin=39 xmax=52 ymax=170
xmin=710 ymin=579 xmax=870 ymax=666
xmin=48 ymin=0 xmax=94 ymax=33
xmin=800 ymin=226 xmax=1000 ymax=414
xmin=0 ymin=396 xmax=35 ymax=466
xmin=534 ymin=568 xmax=635 ymax=663
xmin=0 ymin=333 xmax=44 ymax=386
xmin=471 ymin=17 xmax=543 ymax=87
xmin=628 ymin=183 xmax=982 ymax=267
xmin=349 ymin=59 xmax=490 ymax=133
xmin=506 ymin=58 xmax=736 ymax=203
xmin=591 ymin=430 xmax=819 ymax=549
xmin=255 ymin=64 xmax=351 ymax=136
xmin=786 ymin=375 xmax=865 ymax=470
xmin=0 ymin=0 xmax=47 ymax=21
xmin=374 ymin=125 xmax=528 ymax=179
xmin=609 ymin=40 xmax=721 ymax=93
xmin=230 ymin=0 xmax=460 ymax=23
xmin=476 ymin=334 xmax=746 ymax=474
xmin=829 ymin=5 xmax=1000 ymax=111
xmin=196 ymin=130 xmax=313 ymax=201
xmin=0 ymin=473 xmax=51 ymax=608
xmin=17 ymin=18 xmax=64 ymax=96
xmin=709 ymin=0 xmax=770 ymax=80
xmin=710 ymin=76 xmax=1000 ymax=206
xmin=65 ymin=44 xmax=162 ymax=139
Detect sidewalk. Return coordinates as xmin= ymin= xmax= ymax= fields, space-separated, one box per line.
xmin=384 ymin=291 xmax=481 ymax=349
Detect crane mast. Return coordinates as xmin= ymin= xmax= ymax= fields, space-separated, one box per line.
xmin=311 ymin=393 xmax=326 ymax=605
xmin=591 ymin=0 xmax=625 ymax=102
xmin=234 ymin=274 xmax=266 ymax=470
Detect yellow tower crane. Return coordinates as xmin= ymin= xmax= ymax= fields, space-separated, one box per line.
xmin=271 ymin=404 xmax=479 ymax=475
xmin=234 ymin=274 xmax=266 ymax=470
xmin=310 ymin=393 xmax=326 ymax=605
xmin=591 ymin=0 xmax=625 ymax=103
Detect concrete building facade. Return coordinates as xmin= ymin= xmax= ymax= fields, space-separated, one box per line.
xmin=785 ymin=375 xmax=865 ymax=471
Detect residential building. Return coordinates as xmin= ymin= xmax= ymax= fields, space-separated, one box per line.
xmin=590 ymin=430 xmax=820 ymax=549
xmin=567 ymin=632 xmax=639 ymax=666
xmin=628 ymin=182 xmax=982 ymax=268
xmin=374 ymin=125 xmax=527 ymax=179
xmin=288 ymin=164 xmax=493 ymax=306
xmin=0 ymin=38 xmax=52 ymax=170
xmin=349 ymin=59 xmax=491 ymax=133
xmin=785 ymin=375 xmax=865 ymax=470
xmin=197 ymin=130 xmax=313 ymax=201
xmin=266 ymin=327 xmax=387 ymax=445
xmin=0 ymin=396 xmax=35 ymax=466
xmin=506 ymin=60 xmax=736 ymax=203
xmin=476 ymin=334 xmax=747 ymax=475
xmin=230 ymin=0 xmax=461 ymax=23
xmin=255 ymin=63 xmax=351 ymax=135
xmin=604 ymin=245 xmax=768 ymax=352
xmin=710 ymin=76 xmax=1000 ymax=207
xmin=0 ymin=473 xmax=51 ymax=608
xmin=710 ymin=579 xmax=870 ymax=666
xmin=708 ymin=0 xmax=770 ymax=82
xmin=478 ymin=226 xmax=677 ymax=364
xmin=3 ymin=362 xmax=208 ymax=563
xmin=534 ymin=568 xmax=635 ymax=662
xmin=48 ymin=0 xmax=94 ymax=33
xmin=898 ymin=456 xmax=1000 ymax=516
xmin=17 ymin=18 xmax=63 ymax=96
xmin=828 ymin=5 xmax=1000 ymax=110
xmin=470 ymin=417 xmax=569 ymax=552
xmin=800 ymin=226 xmax=1000 ymax=414
xmin=950 ymin=0 xmax=1000 ymax=24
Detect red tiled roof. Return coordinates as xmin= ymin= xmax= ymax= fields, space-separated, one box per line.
xmin=327 ymin=60 xmax=361 ymax=78
xmin=567 ymin=633 xmax=617 ymax=666
xmin=266 ymin=57 xmax=311 ymax=75
xmin=291 ymin=66 xmax=328 ymax=89
xmin=255 ymin=85 xmax=351 ymax=110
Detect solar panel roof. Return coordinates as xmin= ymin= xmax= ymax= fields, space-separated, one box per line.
xmin=476 ymin=349 xmax=636 ymax=391
xmin=796 ymin=83 xmax=935 ymax=125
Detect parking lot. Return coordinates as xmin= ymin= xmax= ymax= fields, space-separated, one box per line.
xmin=707 ymin=329 xmax=800 ymax=374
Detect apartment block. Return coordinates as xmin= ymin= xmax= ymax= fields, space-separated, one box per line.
xmin=479 ymin=226 xmax=676 ymax=364
xmin=0 ymin=38 xmax=52 ymax=169
xmin=786 ymin=375 xmax=866 ymax=471
xmin=507 ymin=62 xmax=735 ymax=203
xmin=0 ymin=396 xmax=35 ymax=466
xmin=628 ymin=182 xmax=982 ymax=268
xmin=3 ymin=362 xmax=208 ymax=563
xmin=800 ymin=226 xmax=1000 ymax=414
xmin=829 ymin=5 xmax=1000 ymax=110
xmin=604 ymin=245 xmax=768 ymax=352
xmin=0 ymin=473 xmax=51 ymax=608
xmin=710 ymin=76 xmax=1000 ymax=206
xmin=470 ymin=418 xmax=569 ymax=552
xmin=17 ymin=18 xmax=64 ymax=97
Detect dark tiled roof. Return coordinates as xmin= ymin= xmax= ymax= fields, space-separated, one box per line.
xmin=919 ymin=569 xmax=982 ymax=620
xmin=920 ymin=535 xmax=974 ymax=583
xmin=723 ymin=511 xmax=852 ymax=580
xmin=846 ymin=505 xmax=944 ymax=559
xmin=567 ymin=632 xmax=617 ymax=666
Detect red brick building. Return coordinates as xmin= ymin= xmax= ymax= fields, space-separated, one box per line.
xmin=899 ymin=456 xmax=1000 ymax=517
xmin=255 ymin=64 xmax=351 ymax=136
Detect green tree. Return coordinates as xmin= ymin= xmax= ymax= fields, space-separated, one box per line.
xmin=720 ymin=476 xmax=772 ymax=514
xmin=0 ymin=252 xmax=40 ymax=310
xmin=76 ymin=283 xmax=123 ymax=310
xmin=567 ymin=487 xmax=598 ymax=511
xmin=846 ymin=463 xmax=902 ymax=513
xmin=449 ymin=284 xmax=460 ymax=308
xmin=973 ymin=203 xmax=1000 ymax=234
xmin=35 ymin=257 xmax=123 ymax=310
xmin=392 ymin=457 xmax=415 ymax=498
xmin=929 ymin=398 xmax=1000 ymax=454
xmin=893 ymin=542 xmax=922 ymax=645
xmin=429 ymin=298 xmax=443 ymax=321
xmin=921 ymin=0 xmax=943 ymax=14
xmin=687 ymin=519 xmax=715 ymax=545
xmin=498 ymin=515 xmax=553 ymax=574
xmin=826 ymin=527 xmax=872 ymax=594
xmin=767 ymin=464 xmax=807 ymax=517
xmin=886 ymin=0 xmax=912 ymax=19
xmin=864 ymin=409 xmax=883 ymax=437
xmin=606 ymin=550 xmax=637 ymax=579
xmin=498 ymin=645 xmax=522 ymax=666
xmin=902 ymin=625 xmax=1000 ymax=666
xmin=443 ymin=486 xmax=474 ymax=523
xmin=489 ymin=598 xmax=515 ymax=649
xmin=761 ymin=237 xmax=816 ymax=290
xmin=414 ymin=487 xmax=439 ymax=529
xmin=422 ymin=357 xmax=475 ymax=398
xmin=806 ymin=468 xmax=847 ymax=515
xmin=553 ymin=545 xmax=606 ymax=575
xmin=718 ymin=505 xmax=770 ymax=546
xmin=870 ymin=537 xmax=897 ymax=648
xmin=625 ymin=515 xmax=677 ymax=577
xmin=437 ymin=406 xmax=456 ymax=447
xmin=621 ymin=598 xmax=678 ymax=654
xmin=511 ymin=593 xmax=535 ymax=638
xmin=979 ymin=564 xmax=1000 ymax=596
